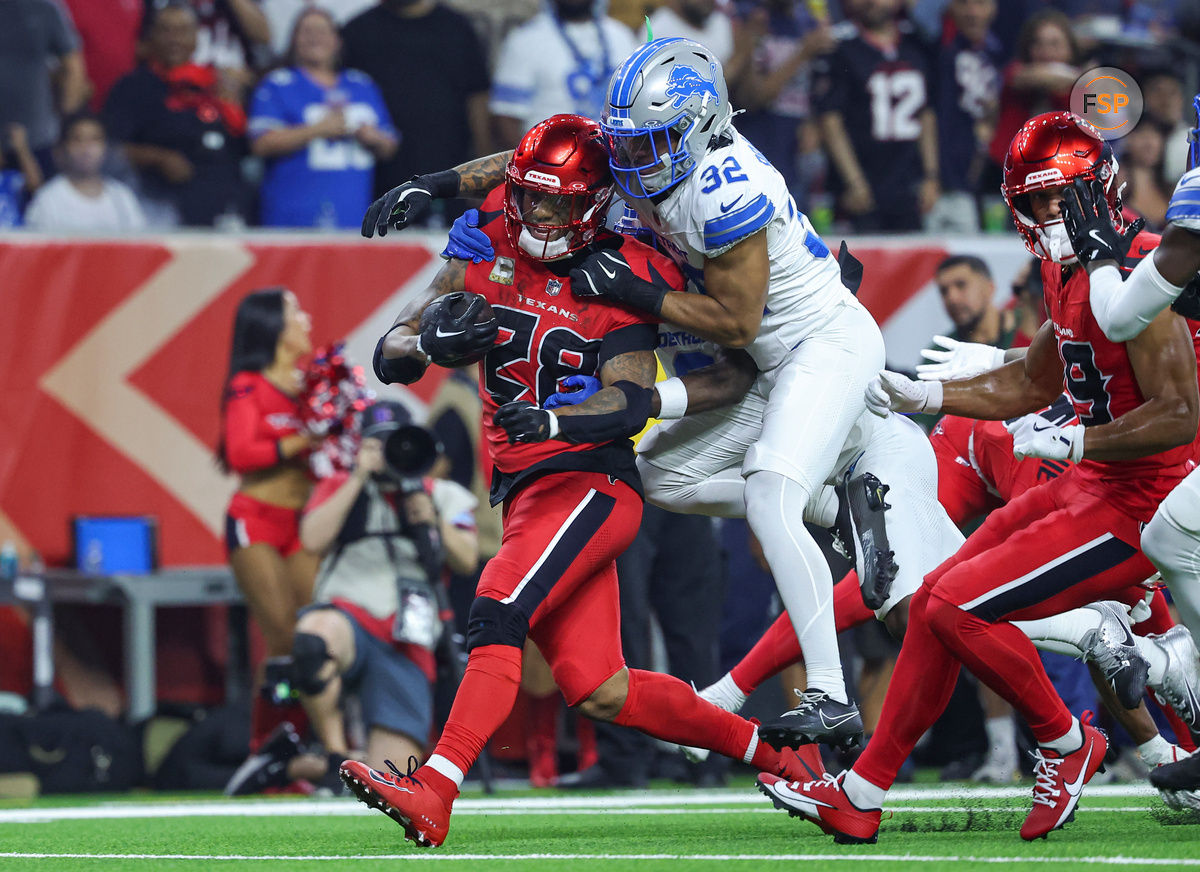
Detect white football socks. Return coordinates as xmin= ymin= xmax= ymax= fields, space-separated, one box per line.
xmin=1042 ymin=718 xmax=1083 ymax=755
xmin=700 ymin=673 xmax=749 ymax=713
xmin=843 ymin=769 xmax=886 ymax=809
xmin=745 ymin=471 xmax=847 ymax=704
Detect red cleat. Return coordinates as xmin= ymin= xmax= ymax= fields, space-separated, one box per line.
xmin=769 ymin=743 xmax=826 ymax=783
xmin=1020 ymin=714 xmax=1108 ymax=841
xmin=757 ymin=771 xmax=881 ymax=844
xmin=339 ymin=759 xmax=457 ymax=848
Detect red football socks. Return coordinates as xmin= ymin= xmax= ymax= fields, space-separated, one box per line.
xmin=431 ymin=644 xmax=524 ymax=777
xmin=613 ymin=668 xmax=783 ymax=770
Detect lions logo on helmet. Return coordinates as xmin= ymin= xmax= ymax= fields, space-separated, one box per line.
xmin=602 ymin=38 xmax=733 ymax=199
xmin=665 ymin=63 xmax=720 ymax=110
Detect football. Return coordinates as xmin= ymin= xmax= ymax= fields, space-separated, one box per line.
xmin=418 ymin=291 xmax=497 ymax=366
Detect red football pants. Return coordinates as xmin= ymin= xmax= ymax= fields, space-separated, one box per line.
xmin=855 ymin=470 xmax=1156 ymax=790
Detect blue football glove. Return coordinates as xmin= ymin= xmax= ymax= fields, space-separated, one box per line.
xmin=441 ymin=208 xmax=495 ymax=263
xmin=544 ymin=375 xmax=603 ymax=409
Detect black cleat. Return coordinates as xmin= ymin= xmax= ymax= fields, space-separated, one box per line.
xmin=758 ymin=691 xmax=864 ymax=751
xmin=1078 ymin=601 xmax=1148 ymax=710
xmin=1151 ymin=751 xmax=1200 ymax=793
xmin=833 ymin=472 xmax=898 ymax=611
xmin=224 ymin=722 xmax=302 ymax=796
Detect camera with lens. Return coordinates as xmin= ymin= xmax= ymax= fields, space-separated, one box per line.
xmin=361 ymin=400 xmax=441 ymax=485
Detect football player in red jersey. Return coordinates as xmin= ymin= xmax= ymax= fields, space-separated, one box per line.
xmin=759 ymin=112 xmax=1200 ymax=842
xmin=337 ymin=115 xmax=821 ymax=849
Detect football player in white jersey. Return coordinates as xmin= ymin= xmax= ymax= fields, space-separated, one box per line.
xmin=572 ymin=36 xmax=894 ymax=747
xmin=358 ymin=38 xmax=919 ymax=748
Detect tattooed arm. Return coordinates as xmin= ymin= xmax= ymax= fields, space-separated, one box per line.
xmin=452 ymin=151 xmax=514 ymax=198
xmin=553 ymin=349 xmax=658 ymax=422
xmin=374 ymin=259 xmax=468 ymax=384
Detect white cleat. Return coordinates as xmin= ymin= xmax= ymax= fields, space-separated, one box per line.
xmin=1147 ymin=626 xmax=1200 ymax=728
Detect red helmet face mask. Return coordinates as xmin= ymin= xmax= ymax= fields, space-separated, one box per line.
xmin=1001 ymin=112 xmax=1123 ymax=265
xmin=504 ymin=114 xmax=615 ymax=262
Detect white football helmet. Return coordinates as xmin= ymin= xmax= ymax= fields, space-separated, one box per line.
xmin=601 ymin=37 xmax=733 ymax=199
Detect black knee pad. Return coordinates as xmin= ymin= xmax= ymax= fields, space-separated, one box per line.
xmin=465 ymin=596 xmax=529 ymax=652
xmin=291 ymin=632 xmax=332 ymax=695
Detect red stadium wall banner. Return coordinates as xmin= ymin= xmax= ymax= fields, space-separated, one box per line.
xmin=0 ymin=232 xmax=1027 ymax=568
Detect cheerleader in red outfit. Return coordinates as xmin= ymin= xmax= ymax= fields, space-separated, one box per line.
xmin=218 ymin=288 xmax=322 ymax=751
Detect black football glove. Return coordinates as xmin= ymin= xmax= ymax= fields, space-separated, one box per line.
xmin=493 ymin=401 xmax=557 ymax=443
xmin=362 ymin=170 xmax=459 ymax=238
xmin=837 ymin=240 xmax=864 ymax=296
xmin=418 ymin=292 xmax=499 ymax=367
xmin=569 ymin=248 xmax=667 ymax=315
xmin=1062 ymin=177 xmax=1144 ymax=267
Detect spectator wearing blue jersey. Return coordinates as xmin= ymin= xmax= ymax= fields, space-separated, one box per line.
xmin=0 ymin=123 xmax=45 ymax=228
xmin=249 ymin=7 xmax=397 ymax=229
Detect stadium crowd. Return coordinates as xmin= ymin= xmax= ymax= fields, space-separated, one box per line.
xmin=1 ymin=0 xmax=1197 ymax=233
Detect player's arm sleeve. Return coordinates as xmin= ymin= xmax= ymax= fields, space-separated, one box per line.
xmin=489 ymin=29 xmax=536 ymax=119
xmin=552 ymin=331 xmax=659 ymax=443
xmin=1089 ymin=257 xmax=1186 ymax=343
xmin=223 ymin=386 xmax=283 ymax=473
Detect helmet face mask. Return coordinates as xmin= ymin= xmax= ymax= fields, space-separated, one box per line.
xmin=1188 ymin=94 xmax=1200 ymax=172
xmin=503 ymin=114 xmax=615 ymax=262
xmin=602 ymin=38 xmax=732 ymax=199
xmin=1001 ymin=111 xmax=1123 ymax=265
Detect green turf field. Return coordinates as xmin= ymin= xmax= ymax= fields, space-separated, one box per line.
xmin=0 ymin=782 xmax=1196 ymax=871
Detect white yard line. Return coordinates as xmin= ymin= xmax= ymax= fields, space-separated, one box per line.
xmin=0 ymin=785 xmax=1162 ymax=825
xmin=0 ymin=852 xmax=1198 ymax=866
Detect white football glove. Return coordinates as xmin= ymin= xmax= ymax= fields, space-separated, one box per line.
xmin=1005 ymin=414 xmax=1085 ymax=462
xmin=865 ymin=370 xmax=943 ymax=417
xmin=916 ymin=335 xmax=1007 ymax=381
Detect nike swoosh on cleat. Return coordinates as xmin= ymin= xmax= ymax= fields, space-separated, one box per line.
xmin=819 ymin=711 xmax=859 ymax=730
xmin=1063 ymin=744 xmax=1093 ymax=797
xmin=775 ymin=783 xmax=838 ymax=810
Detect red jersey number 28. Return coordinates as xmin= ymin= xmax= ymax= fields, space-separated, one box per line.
xmin=484 ymin=306 xmax=602 ymax=406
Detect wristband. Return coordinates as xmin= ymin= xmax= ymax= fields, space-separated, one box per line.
xmin=546 ymin=410 xmax=560 ymax=439
xmin=655 ymin=377 xmax=689 ymax=420
xmin=924 ymin=380 xmax=943 ymax=414
xmin=1067 ymin=424 xmax=1086 ymax=463
xmin=419 ymin=170 xmax=460 ymax=200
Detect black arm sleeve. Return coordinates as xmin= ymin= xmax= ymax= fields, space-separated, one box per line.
xmin=373 ymin=331 xmax=428 ymax=385
xmin=597 ymin=322 xmax=659 ymax=368
xmin=556 ymin=381 xmax=653 ymax=444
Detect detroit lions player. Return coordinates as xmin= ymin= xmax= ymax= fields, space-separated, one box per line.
xmin=572 ymin=37 xmax=890 ymax=745
xmin=359 ymin=38 xmax=900 ymax=746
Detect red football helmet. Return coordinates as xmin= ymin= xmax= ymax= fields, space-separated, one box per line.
xmin=504 ymin=114 xmax=615 ymax=262
xmin=1001 ymin=111 xmax=1123 ymax=265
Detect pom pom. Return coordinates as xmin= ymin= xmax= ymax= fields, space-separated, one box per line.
xmin=300 ymin=342 xmax=375 ymax=477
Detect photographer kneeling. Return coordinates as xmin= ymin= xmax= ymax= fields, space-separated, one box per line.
xmin=227 ymin=401 xmax=478 ymax=794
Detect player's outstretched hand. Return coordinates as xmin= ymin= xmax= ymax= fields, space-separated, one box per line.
xmin=570 ymin=248 xmax=667 ymax=315
xmin=442 ymin=208 xmax=495 ymax=263
xmin=494 ymin=401 xmax=558 ymax=443
xmin=1062 ymin=177 xmax=1144 ymax=267
xmin=544 ymin=375 xmax=602 ymax=409
xmin=916 ymin=335 xmax=1007 ymax=381
xmin=865 ymin=370 xmax=942 ymax=417
xmin=1005 ymin=414 xmax=1085 ymax=462
xmin=363 ymin=170 xmax=458 ymax=238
